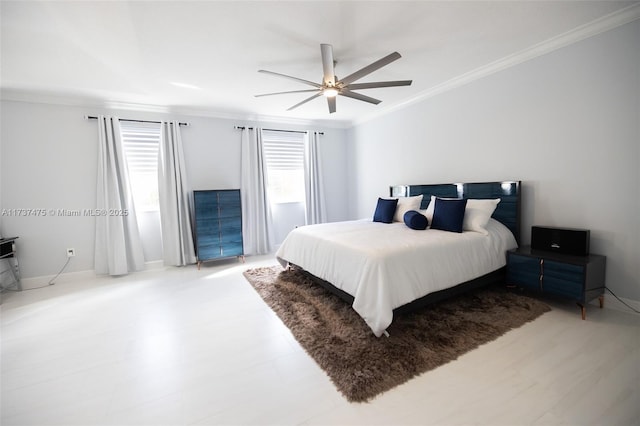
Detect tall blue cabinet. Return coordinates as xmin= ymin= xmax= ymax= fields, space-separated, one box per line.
xmin=193 ymin=189 xmax=244 ymax=269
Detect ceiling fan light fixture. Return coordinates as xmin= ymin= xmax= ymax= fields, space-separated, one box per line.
xmin=256 ymin=44 xmax=411 ymax=113
xmin=323 ymin=87 xmax=339 ymax=98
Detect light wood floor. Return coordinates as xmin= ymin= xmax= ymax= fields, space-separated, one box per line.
xmin=2 ymin=254 xmax=638 ymax=426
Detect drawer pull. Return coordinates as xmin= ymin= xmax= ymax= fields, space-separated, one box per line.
xmin=539 ymin=274 xmax=544 ymax=291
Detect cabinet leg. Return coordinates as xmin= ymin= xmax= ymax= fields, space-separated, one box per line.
xmin=197 ymin=261 xmax=201 ymax=270
xmin=577 ymin=303 xmax=586 ymax=320
xmin=599 ymin=295 xmax=604 ymax=309
xmin=238 ymin=255 xmax=245 ymax=263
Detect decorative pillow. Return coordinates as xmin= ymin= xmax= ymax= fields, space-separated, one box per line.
xmin=424 ymin=196 xmax=501 ymax=234
xmin=393 ymin=195 xmax=423 ymax=222
xmin=430 ymin=198 xmax=468 ymax=233
xmin=403 ymin=210 xmax=428 ymax=230
xmin=423 ymin=195 xmax=454 ymax=223
xmin=423 ymin=195 xmax=437 ymax=222
xmin=464 ymin=198 xmax=501 ymax=235
xmin=373 ymin=198 xmax=398 ymax=223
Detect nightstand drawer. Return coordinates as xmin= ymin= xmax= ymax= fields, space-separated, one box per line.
xmin=542 ymin=276 xmax=583 ymax=300
xmin=507 ymin=253 xmax=539 ymax=288
xmin=543 ymin=260 xmax=583 ymax=285
xmin=542 ymin=261 xmax=585 ymax=300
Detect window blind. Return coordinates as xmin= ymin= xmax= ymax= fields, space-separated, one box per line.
xmin=120 ymin=121 xmax=161 ymax=173
xmin=119 ymin=120 xmax=161 ymax=211
xmin=262 ymin=130 xmax=305 ymax=171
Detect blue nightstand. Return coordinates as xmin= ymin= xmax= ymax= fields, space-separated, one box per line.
xmin=507 ymin=246 xmax=606 ymax=319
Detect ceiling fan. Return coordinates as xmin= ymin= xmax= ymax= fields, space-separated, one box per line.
xmin=255 ymin=44 xmax=412 ymax=114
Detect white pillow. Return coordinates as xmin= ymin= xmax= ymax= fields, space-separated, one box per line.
xmin=463 ymin=198 xmax=501 ymax=235
xmin=423 ymin=195 xmax=438 ymax=223
xmin=393 ymin=195 xmax=423 ymax=222
xmin=423 ymin=195 xmax=500 ymax=234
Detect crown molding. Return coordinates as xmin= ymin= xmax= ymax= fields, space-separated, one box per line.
xmin=166 ymin=105 xmax=352 ymax=129
xmin=352 ymin=2 xmax=640 ymax=127
xmin=0 ymin=89 xmax=351 ymax=130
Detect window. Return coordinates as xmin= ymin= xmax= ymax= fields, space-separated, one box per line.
xmin=120 ymin=121 xmax=161 ymax=211
xmin=262 ymin=130 xmax=305 ymax=204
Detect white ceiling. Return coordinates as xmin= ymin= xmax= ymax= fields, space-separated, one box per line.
xmin=1 ymin=1 xmax=638 ymax=127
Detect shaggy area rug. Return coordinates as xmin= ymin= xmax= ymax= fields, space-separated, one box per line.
xmin=243 ymin=266 xmax=550 ymax=403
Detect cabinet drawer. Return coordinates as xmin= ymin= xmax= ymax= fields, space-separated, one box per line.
xmin=217 ymin=191 xmax=241 ymax=204
xmin=219 ymin=205 xmax=241 ymax=218
xmin=542 ymin=276 xmax=583 ymax=300
xmin=194 ymin=208 xmax=220 ymax=221
xmin=507 ymin=254 xmax=540 ymax=287
xmin=507 ymin=269 xmax=540 ymax=290
xmin=543 ymin=260 xmax=583 ymax=285
xmin=217 ymin=190 xmax=240 ymax=219
xmin=220 ymin=217 xmax=241 ymax=232
xmin=194 ymin=200 xmax=219 ymax=212
xmin=220 ymin=232 xmax=242 ymax=244
xmin=197 ymin=245 xmax=222 ymax=260
xmin=196 ymin=235 xmax=219 ymax=246
xmin=195 ymin=217 xmax=219 ymax=227
xmin=542 ymin=260 xmax=584 ymax=300
xmin=221 ymin=243 xmax=243 ymax=257
xmin=194 ymin=193 xmax=219 ymax=209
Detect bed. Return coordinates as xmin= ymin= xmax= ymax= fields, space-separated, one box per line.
xmin=276 ymin=181 xmax=521 ymax=337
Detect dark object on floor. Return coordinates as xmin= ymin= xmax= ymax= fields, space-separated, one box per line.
xmin=243 ymin=266 xmax=550 ymax=403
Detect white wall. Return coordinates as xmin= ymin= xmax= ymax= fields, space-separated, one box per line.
xmin=0 ymin=102 xmax=349 ymax=280
xmin=347 ymin=20 xmax=640 ymax=301
xmin=1 ymin=101 xmax=98 ymax=279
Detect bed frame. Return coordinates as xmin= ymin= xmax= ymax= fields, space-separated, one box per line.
xmin=297 ymin=181 xmax=522 ymax=320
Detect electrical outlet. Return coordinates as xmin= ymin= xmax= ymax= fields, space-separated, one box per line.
xmin=66 ymin=248 xmax=76 ymax=257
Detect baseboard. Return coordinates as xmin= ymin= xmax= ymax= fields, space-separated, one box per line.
xmin=143 ymin=260 xmax=166 ymax=270
xmin=18 ymin=260 xmax=168 ymax=290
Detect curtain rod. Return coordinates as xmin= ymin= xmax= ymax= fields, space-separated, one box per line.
xmin=85 ymin=116 xmax=190 ymax=126
xmin=234 ymin=126 xmax=323 ymax=135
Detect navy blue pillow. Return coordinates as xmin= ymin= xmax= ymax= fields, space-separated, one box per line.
xmin=430 ymin=198 xmax=467 ymax=233
xmin=403 ymin=210 xmax=428 ymax=230
xmin=373 ymin=198 xmax=398 ymax=223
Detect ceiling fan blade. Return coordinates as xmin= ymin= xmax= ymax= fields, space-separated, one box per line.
xmin=327 ymin=96 xmax=336 ymax=113
xmin=258 ymin=69 xmax=322 ymax=88
xmin=346 ymin=80 xmax=412 ymax=90
xmin=339 ymin=90 xmax=381 ymax=105
xmin=320 ymin=44 xmax=335 ymax=86
xmin=287 ymin=92 xmax=323 ymax=111
xmin=339 ymin=52 xmax=402 ymax=85
xmin=255 ymin=89 xmax=320 ymax=98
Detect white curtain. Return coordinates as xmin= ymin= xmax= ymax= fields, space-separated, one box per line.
xmin=240 ymin=127 xmax=274 ymax=255
xmin=94 ymin=116 xmax=145 ymax=275
xmin=304 ymin=131 xmax=327 ymax=225
xmin=158 ymin=121 xmax=197 ymax=266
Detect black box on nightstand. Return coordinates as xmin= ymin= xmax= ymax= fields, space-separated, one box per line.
xmin=531 ymin=226 xmax=590 ymax=256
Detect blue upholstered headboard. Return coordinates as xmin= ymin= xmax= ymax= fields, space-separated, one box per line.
xmin=390 ymin=181 xmax=521 ymax=244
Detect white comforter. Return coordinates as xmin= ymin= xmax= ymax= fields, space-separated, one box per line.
xmin=276 ymin=218 xmax=517 ymax=337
